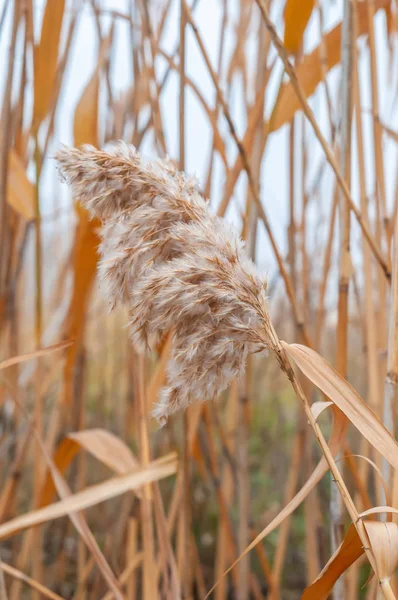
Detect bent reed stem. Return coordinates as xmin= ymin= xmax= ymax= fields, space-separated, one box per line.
xmin=265 ymin=318 xmax=393 ymax=599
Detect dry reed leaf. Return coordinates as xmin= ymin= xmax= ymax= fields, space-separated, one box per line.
xmin=0 ymin=454 xmax=177 ymax=541
xmin=311 ymin=400 xmax=333 ymax=421
xmin=33 ymin=0 xmax=65 ymax=125
xmin=365 ymin=521 xmax=398 ymax=583
xmin=62 ymin=209 xmax=99 ymax=402
xmin=343 ymin=454 xmax=391 ymax=513
xmin=205 ymin=406 xmax=349 ymax=598
xmin=311 ymin=403 xmax=389 ymax=510
xmin=302 ymin=521 xmax=398 ymax=599
xmin=282 ymin=342 xmax=398 ymax=471
xmin=0 ymin=340 xmax=72 ymax=371
xmin=68 ymin=429 xmax=139 ymax=473
xmin=0 ymin=562 xmax=65 ymax=600
xmin=360 ymin=507 xmax=398 ymax=518
xmin=40 ymin=429 xmax=140 ymax=506
xmin=270 ymin=0 xmax=389 ymax=131
xmin=74 ymin=73 xmax=99 ymax=148
xmin=283 ymin=0 xmax=315 ymax=54
xmin=7 ymin=151 xmax=34 ymax=219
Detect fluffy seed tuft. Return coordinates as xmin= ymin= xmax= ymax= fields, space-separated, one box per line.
xmin=56 ymin=142 xmax=269 ymax=425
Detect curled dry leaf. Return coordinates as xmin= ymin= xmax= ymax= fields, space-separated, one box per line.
xmin=282 ymin=342 xmax=398 ymax=471
xmin=0 ymin=453 xmax=177 ymax=541
xmin=342 ymin=455 xmax=392 ymax=513
xmin=302 ymin=521 xmax=398 ymax=599
xmin=360 ymin=506 xmax=398 ymax=518
xmin=309 ymin=402 xmax=391 ymax=511
xmin=311 ymin=400 xmax=333 ymax=422
xmin=40 ymin=428 xmax=140 ymax=507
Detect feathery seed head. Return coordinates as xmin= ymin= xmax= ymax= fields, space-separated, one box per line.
xmin=56 ymin=142 xmax=269 ymax=425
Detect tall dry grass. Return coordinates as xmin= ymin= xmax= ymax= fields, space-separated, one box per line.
xmin=0 ymin=0 xmax=398 ymax=599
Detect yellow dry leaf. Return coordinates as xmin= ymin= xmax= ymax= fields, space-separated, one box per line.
xmin=62 ymin=210 xmax=99 ymax=401
xmin=284 ymin=0 xmax=315 ymax=54
xmin=63 ymin=32 xmax=113 ymax=401
xmin=73 ymin=70 xmax=100 ymax=147
xmin=302 ymin=523 xmax=363 ymax=599
xmin=33 ymin=0 xmax=65 ymax=125
xmin=7 ymin=151 xmax=35 ymax=219
xmin=271 ymin=0 xmax=389 ymax=131
xmin=73 ymin=28 xmax=113 ymax=146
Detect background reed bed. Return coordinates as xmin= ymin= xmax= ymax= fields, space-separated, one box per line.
xmin=0 ymin=0 xmax=398 ymax=598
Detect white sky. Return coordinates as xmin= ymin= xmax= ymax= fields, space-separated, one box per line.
xmin=1 ymin=0 xmax=397 ymax=291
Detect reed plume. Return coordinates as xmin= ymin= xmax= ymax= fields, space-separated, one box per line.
xmin=56 ymin=142 xmax=269 ymax=425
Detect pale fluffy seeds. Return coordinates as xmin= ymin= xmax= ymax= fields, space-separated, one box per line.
xmin=56 ymin=142 xmax=269 ymax=425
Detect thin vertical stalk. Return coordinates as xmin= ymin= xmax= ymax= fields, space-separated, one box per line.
xmin=383 ymin=209 xmax=398 ymax=484
xmin=331 ymin=2 xmax=354 ymax=598
xmin=76 ymin=351 xmax=87 ymax=600
xmin=126 ymin=518 xmax=138 ymax=600
xmin=204 ymin=0 xmax=227 ymax=200
xmin=367 ymin=0 xmax=388 ymax=232
xmin=215 ymin=383 xmax=238 ymax=600
xmin=32 ymin=136 xmax=44 ymax=600
xmin=271 ymin=429 xmax=304 ymax=594
xmin=237 ymin=384 xmax=249 ymax=600
xmin=140 ymin=0 xmax=166 ymax=155
xmin=349 ymin=7 xmax=380 ymax=594
xmin=353 ymin=0 xmax=380 ymax=471
xmin=178 ymin=2 xmax=192 ymax=597
xmin=135 ymin=354 xmax=156 ymax=600
xmin=0 ymin=0 xmax=19 ymax=295
xmin=288 ymin=119 xmax=297 ymax=290
xmin=0 ymin=560 xmax=8 ymax=600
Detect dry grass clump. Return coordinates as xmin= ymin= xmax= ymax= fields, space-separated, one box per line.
xmin=56 ymin=143 xmax=269 ymax=425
